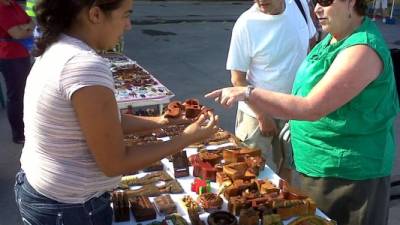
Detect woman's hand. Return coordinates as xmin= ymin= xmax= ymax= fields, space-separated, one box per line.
xmin=182 ymin=111 xmax=219 ymax=144
xmin=205 ymin=87 xmax=247 ymax=108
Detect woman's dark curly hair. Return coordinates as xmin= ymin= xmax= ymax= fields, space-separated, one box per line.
xmin=34 ymin=0 xmax=125 ymax=56
xmin=354 ymin=0 xmax=368 ymax=16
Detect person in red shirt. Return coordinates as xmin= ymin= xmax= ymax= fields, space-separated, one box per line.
xmin=0 ymin=0 xmax=33 ymax=144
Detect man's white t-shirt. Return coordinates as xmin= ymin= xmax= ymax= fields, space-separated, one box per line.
xmin=227 ymin=0 xmax=316 ymax=117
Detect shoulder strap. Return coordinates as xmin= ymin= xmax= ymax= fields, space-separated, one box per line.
xmin=294 ymin=0 xmax=308 ymax=24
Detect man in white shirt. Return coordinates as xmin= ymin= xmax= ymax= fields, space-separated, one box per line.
xmin=372 ymin=0 xmax=388 ymax=23
xmin=227 ymin=0 xmax=316 ymax=182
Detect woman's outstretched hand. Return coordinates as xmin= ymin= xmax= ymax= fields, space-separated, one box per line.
xmin=205 ymin=87 xmax=247 ymax=108
xmin=182 ymin=111 xmax=219 ymax=144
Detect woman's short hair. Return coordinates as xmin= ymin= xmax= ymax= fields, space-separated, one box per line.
xmin=354 ymin=0 xmax=367 ymax=16
xmin=34 ymin=0 xmax=124 ymax=56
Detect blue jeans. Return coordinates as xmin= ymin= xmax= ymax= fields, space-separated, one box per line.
xmin=14 ymin=171 xmax=113 ymax=225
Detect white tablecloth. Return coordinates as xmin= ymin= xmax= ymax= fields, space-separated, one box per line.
xmin=113 ymin=147 xmax=330 ymax=225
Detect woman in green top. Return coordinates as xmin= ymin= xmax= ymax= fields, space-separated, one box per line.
xmin=206 ymin=0 xmax=398 ymax=224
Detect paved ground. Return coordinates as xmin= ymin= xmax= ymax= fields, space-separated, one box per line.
xmin=1 ymin=1 xmax=400 ymax=224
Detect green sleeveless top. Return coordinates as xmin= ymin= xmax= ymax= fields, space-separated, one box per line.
xmin=290 ymin=18 xmax=399 ymax=180
xmin=25 ymin=0 xmax=36 ymax=17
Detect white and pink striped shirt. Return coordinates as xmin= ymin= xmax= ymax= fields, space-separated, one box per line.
xmin=21 ymin=34 xmax=120 ymax=204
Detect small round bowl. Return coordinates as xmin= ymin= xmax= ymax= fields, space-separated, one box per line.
xmin=207 ymin=211 xmax=238 ymax=225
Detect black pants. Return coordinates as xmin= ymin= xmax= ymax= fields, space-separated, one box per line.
xmin=299 ymin=173 xmax=390 ymax=225
xmin=0 ymin=57 xmax=30 ymax=139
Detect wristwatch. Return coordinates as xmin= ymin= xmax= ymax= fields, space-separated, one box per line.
xmin=244 ymin=85 xmax=254 ymax=102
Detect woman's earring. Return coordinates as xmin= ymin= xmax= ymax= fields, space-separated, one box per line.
xmin=348 ymin=13 xmax=352 ymax=18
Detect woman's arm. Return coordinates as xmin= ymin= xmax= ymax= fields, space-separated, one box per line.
xmin=121 ymin=114 xmax=168 ymax=134
xmin=206 ymin=45 xmax=382 ymax=121
xmin=72 ymin=86 xmax=219 ymax=176
xmin=7 ymin=20 xmax=34 ymax=39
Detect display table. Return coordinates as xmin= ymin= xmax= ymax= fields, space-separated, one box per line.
xmin=113 ymin=146 xmax=332 ymax=225
xmin=101 ymin=52 xmax=175 ymax=114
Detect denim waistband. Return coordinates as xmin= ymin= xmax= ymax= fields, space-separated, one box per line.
xmin=16 ymin=170 xmax=110 ymax=208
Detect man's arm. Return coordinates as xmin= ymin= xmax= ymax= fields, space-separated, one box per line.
xmin=7 ymin=20 xmax=34 ymax=39
xmin=230 ymin=70 xmax=277 ymax=136
xmin=230 ymin=70 xmax=248 ymax=87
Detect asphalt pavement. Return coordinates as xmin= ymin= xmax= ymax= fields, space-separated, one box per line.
xmin=1 ymin=1 xmax=400 ymax=224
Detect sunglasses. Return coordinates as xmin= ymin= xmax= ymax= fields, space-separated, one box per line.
xmin=316 ymin=0 xmax=334 ymax=7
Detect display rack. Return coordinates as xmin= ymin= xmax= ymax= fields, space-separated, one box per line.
xmin=101 ymin=53 xmax=175 ymax=115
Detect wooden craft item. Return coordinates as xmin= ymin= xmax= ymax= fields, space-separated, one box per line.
xmin=216 ymin=172 xmax=230 ymax=185
xmin=228 ymin=195 xmax=251 ymax=216
xmin=242 ymin=189 xmax=261 ymax=200
xmin=223 ymin=162 xmax=248 ymax=180
xmin=239 ymin=208 xmax=260 ymax=225
xmin=198 ymin=151 xmax=222 ymax=166
xmin=198 ymin=193 xmax=223 ymax=213
xmin=207 ymin=211 xmax=238 ymax=225
xmin=214 ymin=162 xmax=224 ymax=173
xmin=164 ymin=101 xmax=185 ymax=118
xmin=159 ymin=180 xmax=185 ymax=194
xmin=221 ymin=177 xmax=318 ymax=221
xmin=164 ymin=214 xmax=190 ymax=225
xmin=183 ymin=99 xmax=202 ymax=119
xmin=111 ymin=191 xmax=130 ymax=222
xmin=190 ymin=154 xmax=217 ymax=182
xmin=223 ymin=179 xmax=257 ymax=199
xmin=191 ymin=178 xmax=211 ymax=194
xmin=287 ymin=215 xmax=336 ymax=225
xmin=172 ymin=150 xmax=190 ymax=178
xmin=223 ymin=147 xmax=261 ymax=163
xmin=125 ymin=180 xmax=184 ymax=197
xmin=256 ymin=180 xmax=280 ymax=195
xmin=181 ymin=195 xmax=202 ymax=213
xmin=274 ymin=199 xmax=314 ymax=220
xmin=188 ymin=208 xmax=206 ymax=225
xmin=245 ymin=155 xmax=266 ymax=176
xmin=164 ymin=99 xmax=211 ymax=119
xmin=113 ymin=64 xmax=158 ymax=87
xmin=119 ymin=171 xmax=173 ymax=188
xmin=154 ymin=194 xmax=177 ymax=215
xmin=263 ymin=214 xmax=283 ymax=225
xmin=278 ymin=179 xmax=308 ymax=200
xmin=129 ymin=196 xmax=157 ymax=222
